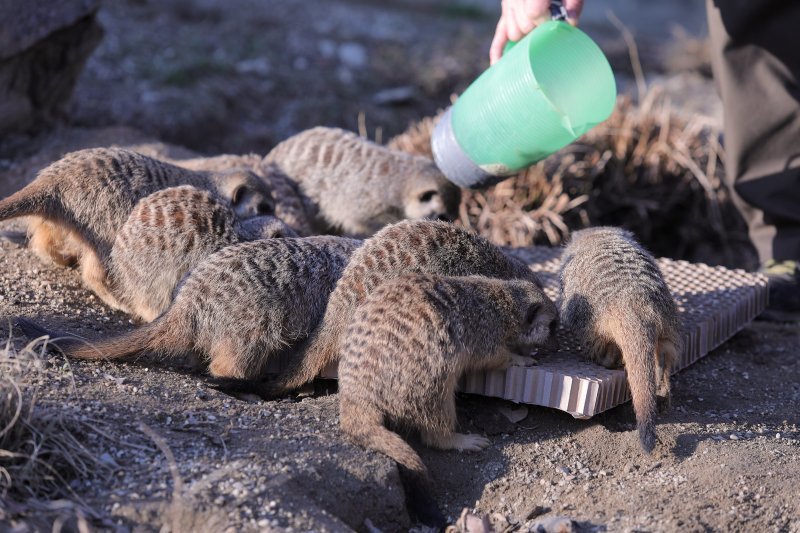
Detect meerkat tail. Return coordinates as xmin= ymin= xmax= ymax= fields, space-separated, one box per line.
xmin=656 ymin=336 xmax=680 ymax=408
xmin=15 ymin=315 xmax=184 ymax=362
xmin=615 ymin=323 xmax=659 ymax=454
xmin=0 ymin=184 xmax=53 ymax=221
xmin=340 ymin=402 xmax=447 ymax=528
xmin=14 ymin=318 xmax=65 ymax=345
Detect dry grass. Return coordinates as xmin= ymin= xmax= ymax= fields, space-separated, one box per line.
xmin=388 ymin=85 xmax=751 ymax=267
xmin=0 ymin=332 xmax=107 ymax=528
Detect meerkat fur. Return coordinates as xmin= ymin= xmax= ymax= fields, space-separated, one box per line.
xmin=109 ymin=185 xmax=296 ymax=322
xmin=0 ymin=148 xmax=275 ymax=311
xmin=339 ymin=273 xmax=557 ymax=526
xmin=15 ymin=236 xmax=361 ymax=379
xmin=258 ymin=220 xmax=556 ymax=397
xmin=174 ymin=153 xmax=314 ymax=236
xmin=558 ymin=226 xmax=682 ymax=453
xmin=264 ymin=126 xmax=461 ymax=236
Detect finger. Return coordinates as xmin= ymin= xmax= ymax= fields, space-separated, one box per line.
xmin=564 ymin=0 xmax=584 ymax=25
xmin=505 ymin=6 xmax=525 ymax=42
xmin=527 ymin=0 xmax=552 ymax=22
xmin=511 ymin=0 xmax=538 ymax=37
xmin=490 ymin=18 xmax=509 ymax=65
xmin=500 ymin=0 xmax=523 ymax=42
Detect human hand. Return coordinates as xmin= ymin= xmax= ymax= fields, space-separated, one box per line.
xmin=489 ymin=0 xmax=584 ymax=65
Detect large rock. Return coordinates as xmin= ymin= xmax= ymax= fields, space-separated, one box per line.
xmin=0 ymin=0 xmax=103 ymax=137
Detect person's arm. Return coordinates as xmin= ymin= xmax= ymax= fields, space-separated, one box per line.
xmin=490 ymin=0 xmax=585 ymax=64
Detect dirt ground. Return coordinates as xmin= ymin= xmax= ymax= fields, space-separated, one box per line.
xmin=1 ymin=213 xmax=799 ymax=532
xmin=1 ymin=0 xmax=799 ymax=531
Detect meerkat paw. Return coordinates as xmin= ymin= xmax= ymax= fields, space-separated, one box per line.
xmin=506 ymin=354 xmax=538 ymax=368
xmin=422 ymin=430 xmax=491 ymax=451
xmin=587 ymin=340 xmax=623 ymax=369
xmin=450 ymin=433 xmax=492 ymax=451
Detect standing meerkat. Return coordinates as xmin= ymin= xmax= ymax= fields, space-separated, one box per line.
xmin=338 ymin=274 xmax=557 ymax=526
xmin=257 ymin=219 xmax=556 ymax=397
xmin=173 ymin=153 xmax=314 ymax=236
xmin=109 ymin=185 xmax=296 ymax=323
xmin=558 ymin=226 xmax=681 ymax=453
xmin=16 ymin=236 xmax=362 ymax=380
xmin=264 ymin=126 xmax=462 ymax=236
xmin=0 ymin=147 xmax=275 ymax=311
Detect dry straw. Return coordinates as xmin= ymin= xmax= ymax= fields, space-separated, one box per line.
xmin=388 ymin=86 xmax=749 ymax=266
xmin=0 ymin=331 xmax=106 ymax=526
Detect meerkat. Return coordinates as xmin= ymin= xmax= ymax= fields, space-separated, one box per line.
xmin=173 ymin=153 xmax=314 ymax=236
xmin=264 ymin=126 xmax=462 ymax=236
xmin=256 ymin=219 xmax=556 ymax=398
xmin=0 ymin=147 xmax=275 ymax=312
xmin=338 ymin=274 xmax=557 ymax=526
xmin=15 ymin=236 xmax=362 ymax=380
xmin=109 ymin=185 xmax=297 ymax=323
xmin=558 ymin=226 xmax=682 ymax=453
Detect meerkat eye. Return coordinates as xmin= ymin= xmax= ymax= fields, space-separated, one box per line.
xmin=525 ymin=303 xmax=540 ymax=325
xmin=257 ymin=199 xmax=275 ymax=215
xmin=418 ymin=190 xmax=437 ymax=203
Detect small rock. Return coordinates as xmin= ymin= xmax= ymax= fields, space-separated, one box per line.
xmin=529 ymin=515 xmax=575 ymax=533
xmin=235 ymin=57 xmax=271 ymax=76
xmin=99 ymin=452 xmax=120 ymax=468
xmin=522 ymin=505 xmax=549 ymax=521
xmin=451 ymin=508 xmax=492 ymax=533
xmin=372 ymin=86 xmax=418 ymax=106
xmin=318 ymin=39 xmax=336 ymax=58
xmin=338 ymin=42 xmax=368 ymax=69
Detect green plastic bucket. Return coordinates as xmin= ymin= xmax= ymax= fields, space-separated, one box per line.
xmin=432 ymin=20 xmax=616 ymax=188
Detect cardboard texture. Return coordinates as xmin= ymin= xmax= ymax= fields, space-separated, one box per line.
xmin=312 ymin=246 xmax=767 ymax=419
xmin=461 ymin=247 xmax=769 ymax=418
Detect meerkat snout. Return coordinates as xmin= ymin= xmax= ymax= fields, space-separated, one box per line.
xmin=212 ymin=169 xmax=275 ymax=218
xmin=238 ymin=215 xmax=298 ymax=240
xmin=510 ymin=283 xmax=559 ymax=352
xmin=404 ymin=169 xmax=462 ymax=222
xmin=231 ymin=184 xmax=275 ymax=217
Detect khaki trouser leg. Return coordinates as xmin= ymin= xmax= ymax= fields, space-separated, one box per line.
xmin=706 ymin=0 xmax=800 ymax=263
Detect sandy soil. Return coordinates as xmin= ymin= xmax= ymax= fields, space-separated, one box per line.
xmin=1 ymin=0 xmax=798 ymax=531
xmin=1 ymin=205 xmax=798 ymax=531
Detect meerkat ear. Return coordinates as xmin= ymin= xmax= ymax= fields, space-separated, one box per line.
xmin=524 ymin=303 xmax=540 ymax=325
xmin=231 ymin=185 xmax=245 ymax=206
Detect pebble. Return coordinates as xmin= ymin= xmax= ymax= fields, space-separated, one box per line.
xmin=338 ymin=42 xmax=367 ymax=69
xmin=529 ymin=515 xmax=575 ymax=533
xmin=372 ymin=86 xmax=417 ymax=106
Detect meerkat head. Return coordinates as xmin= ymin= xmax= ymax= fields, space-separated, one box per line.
xmin=209 ymin=169 xmax=276 ymax=219
xmin=402 ymin=159 xmax=462 ymax=223
xmin=508 ymin=281 xmax=559 ymax=352
xmin=237 ymin=215 xmax=298 ymax=240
